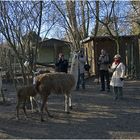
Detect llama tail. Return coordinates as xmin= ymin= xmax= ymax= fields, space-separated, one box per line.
xmin=35 ymin=81 xmax=41 ymax=92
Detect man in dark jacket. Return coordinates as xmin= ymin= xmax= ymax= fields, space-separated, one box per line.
xmin=98 ymin=49 xmax=110 ymax=92
xmin=55 ymin=53 xmax=68 ymax=73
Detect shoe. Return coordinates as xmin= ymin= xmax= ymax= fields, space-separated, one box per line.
xmin=76 ymin=87 xmax=79 ymax=91
xmin=114 ymin=96 xmax=118 ymax=101
xmin=100 ymin=89 xmax=105 ymax=91
xmin=69 ymin=106 xmax=73 ymax=110
xmin=107 ymin=89 xmax=110 ymax=92
xmin=82 ymin=86 xmax=85 ymax=90
xmin=119 ymin=96 xmax=124 ymax=100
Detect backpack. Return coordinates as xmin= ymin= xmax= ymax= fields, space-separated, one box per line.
xmin=84 ymin=64 xmax=91 ymax=71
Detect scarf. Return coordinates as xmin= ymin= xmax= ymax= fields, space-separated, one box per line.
xmin=114 ymin=59 xmax=120 ymax=65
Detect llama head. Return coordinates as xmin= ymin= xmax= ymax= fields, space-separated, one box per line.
xmin=72 ymin=52 xmax=78 ymax=61
xmin=71 ymin=52 xmax=79 ymax=68
xmin=24 ymin=61 xmax=30 ymax=67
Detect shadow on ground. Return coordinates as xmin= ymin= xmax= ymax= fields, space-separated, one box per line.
xmin=0 ymin=79 xmax=140 ymax=139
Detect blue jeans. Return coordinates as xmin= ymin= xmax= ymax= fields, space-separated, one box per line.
xmin=76 ymin=72 xmax=85 ymax=90
xmin=112 ymin=86 xmax=123 ymax=100
xmin=100 ymin=70 xmax=110 ymax=91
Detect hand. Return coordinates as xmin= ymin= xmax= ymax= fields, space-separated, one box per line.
xmin=120 ymin=78 xmax=124 ymax=81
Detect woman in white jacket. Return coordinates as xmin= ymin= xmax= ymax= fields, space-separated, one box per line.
xmin=110 ymin=54 xmax=125 ymax=100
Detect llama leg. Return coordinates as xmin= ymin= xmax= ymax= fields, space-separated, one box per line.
xmin=65 ymin=94 xmax=70 ymax=113
xmin=44 ymin=98 xmax=53 ymax=118
xmin=69 ymin=94 xmax=72 ymax=110
xmin=40 ymin=96 xmax=47 ymax=122
xmin=1 ymin=89 xmax=6 ymax=103
xmin=33 ymin=97 xmax=40 ymax=113
xmin=22 ymin=100 xmax=28 ymax=119
xmin=16 ymin=99 xmax=21 ymax=120
xmin=30 ymin=96 xmax=34 ymax=113
xmin=64 ymin=94 xmax=67 ymax=112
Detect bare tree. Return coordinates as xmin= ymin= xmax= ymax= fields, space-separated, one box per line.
xmin=0 ymin=1 xmax=44 ymax=85
xmin=88 ymin=0 xmax=129 ymax=53
xmin=52 ymin=0 xmax=91 ymax=50
xmin=128 ymin=1 xmax=140 ymax=34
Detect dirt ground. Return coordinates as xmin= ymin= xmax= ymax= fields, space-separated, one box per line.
xmin=0 ymin=78 xmax=140 ymax=139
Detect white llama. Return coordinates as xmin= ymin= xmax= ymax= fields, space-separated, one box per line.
xmin=68 ymin=52 xmax=79 ymax=109
xmin=70 ymin=52 xmax=79 ymax=89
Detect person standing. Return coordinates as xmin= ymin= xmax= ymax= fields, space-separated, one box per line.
xmin=76 ymin=49 xmax=86 ymax=90
xmin=55 ymin=53 xmax=68 ymax=73
xmin=98 ymin=49 xmax=110 ymax=92
xmin=110 ymin=54 xmax=125 ymax=100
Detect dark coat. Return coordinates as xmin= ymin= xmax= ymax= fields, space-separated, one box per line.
xmin=55 ymin=59 xmax=68 ymax=73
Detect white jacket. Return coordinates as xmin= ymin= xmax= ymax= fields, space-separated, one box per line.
xmin=110 ymin=62 xmax=125 ymax=87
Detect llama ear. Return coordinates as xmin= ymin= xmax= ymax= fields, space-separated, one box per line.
xmin=24 ymin=61 xmax=29 ymax=67
xmin=74 ymin=55 xmax=77 ymax=59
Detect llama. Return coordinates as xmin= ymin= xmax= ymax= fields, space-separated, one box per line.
xmin=68 ymin=52 xmax=79 ymax=108
xmin=31 ymin=52 xmax=78 ymax=114
xmin=17 ymin=53 xmax=78 ymax=121
xmin=35 ymin=72 xmax=75 ymax=121
xmin=16 ymin=85 xmax=38 ymax=120
xmin=24 ymin=61 xmax=41 ymax=113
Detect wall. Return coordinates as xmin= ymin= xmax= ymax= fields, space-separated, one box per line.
xmin=37 ymin=47 xmax=54 ymax=64
xmin=37 ymin=46 xmax=71 ymax=64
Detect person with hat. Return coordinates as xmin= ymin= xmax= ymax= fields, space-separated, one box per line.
xmin=110 ymin=54 xmax=125 ymax=100
xmin=55 ymin=53 xmax=68 ymax=73
xmin=98 ymin=49 xmax=110 ymax=92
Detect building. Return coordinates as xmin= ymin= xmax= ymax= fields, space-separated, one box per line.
xmin=37 ymin=38 xmax=72 ymax=66
xmin=81 ymin=35 xmax=140 ymax=79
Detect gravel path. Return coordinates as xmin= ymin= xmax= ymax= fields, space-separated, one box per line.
xmin=0 ymin=79 xmax=140 ymax=139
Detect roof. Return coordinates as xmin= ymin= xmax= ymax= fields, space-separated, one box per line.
xmin=80 ymin=35 xmax=139 ymax=43
xmin=39 ymin=38 xmax=72 ymax=48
